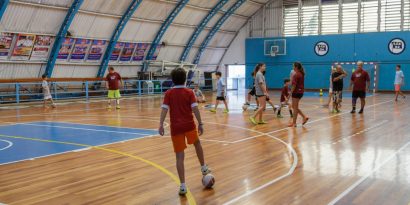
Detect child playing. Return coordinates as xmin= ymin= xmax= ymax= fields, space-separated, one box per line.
xmin=159 ymin=68 xmax=211 ymax=195
xmin=41 ymin=74 xmax=56 ymax=108
xmin=277 ymin=79 xmax=293 ymax=118
xmin=193 ymin=84 xmax=206 ymax=103
xmin=105 ymin=66 xmax=123 ymax=109
xmin=210 ymin=72 xmax=229 ymax=113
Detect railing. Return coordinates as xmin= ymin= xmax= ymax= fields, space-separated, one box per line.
xmin=0 ymin=78 xmax=245 ymax=104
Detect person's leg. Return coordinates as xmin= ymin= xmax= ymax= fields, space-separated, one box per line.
xmin=223 ymin=99 xmax=229 ymax=112
xmin=246 ymin=93 xmax=251 ymax=104
xmin=257 ymin=97 xmax=266 ymax=122
xmin=359 ymin=97 xmax=366 ymax=113
xmin=43 ymin=99 xmax=47 ymax=108
xmin=194 ymin=140 xmax=205 ymax=166
xmin=277 ymin=104 xmax=282 ymax=117
xmin=291 ymin=98 xmax=299 ymax=126
xmin=176 ymin=152 xmax=185 ymax=184
xmin=351 ymin=92 xmax=358 ymax=113
xmin=395 ymin=85 xmax=399 ymax=101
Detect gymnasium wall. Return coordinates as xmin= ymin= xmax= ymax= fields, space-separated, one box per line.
xmin=246 ymin=31 xmax=410 ymax=91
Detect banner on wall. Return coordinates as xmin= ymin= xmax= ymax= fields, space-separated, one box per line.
xmin=86 ymin=40 xmax=107 ymax=62
xmin=30 ymin=35 xmax=54 ymax=61
xmin=132 ymin=43 xmax=149 ymax=61
xmin=119 ymin=43 xmax=136 ymax=62
xmin=57 ymin=38 xmax=74 ymax=61
xmin=11 ymin=34 xmax=36 ymax=60
xmin=70 ymin=38 xmax=91 ymax=61
xmin=0 ymin=33 xmax=14 ymax=60
xmin=151 ymin=44 xmax=162 ymax=60
xmin=110 ymin=42 xmax=124 ymax=61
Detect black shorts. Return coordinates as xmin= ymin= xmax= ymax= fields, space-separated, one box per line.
xmin=352 ymin=91 xmax=366 ymax=99
xmin=292 ymin=93 xmax=304 ymax=99
xmin=216 ymin=96 xmax=226 ymax=101
xmin=248 ymin=87 xmax=256 ymax=96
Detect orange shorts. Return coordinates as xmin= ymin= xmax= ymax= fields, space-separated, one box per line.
xmin=171 ymin=129 xmax=199 ymax=153
xmin=395 ymin=84 xmax=401 ymax=92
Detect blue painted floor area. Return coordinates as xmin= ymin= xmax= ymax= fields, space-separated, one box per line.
xmin=302 ymin=91 xmax=373 ymax=98
xmin=0 ymin=122 xmax=157 ymax=165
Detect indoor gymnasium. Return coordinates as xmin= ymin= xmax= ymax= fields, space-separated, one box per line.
xmin=0 ymin=0 xmax=409 ymax=204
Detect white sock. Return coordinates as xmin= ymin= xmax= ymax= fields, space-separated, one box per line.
xmin=180 ymin=183 xmax=186 ymax=188
xmin=201 ymin=165 xmax=208 ymax=170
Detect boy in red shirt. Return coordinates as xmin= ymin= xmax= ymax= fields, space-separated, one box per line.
xmin=159 ymin=68 xmax=211 ymax=195
xmin=105 ymin=66 xmax=122 ymax=109
xmin=350 ymin=61 xmax=370 ymax=114
xmin=277 ymin=79 xmax=293 ymax=118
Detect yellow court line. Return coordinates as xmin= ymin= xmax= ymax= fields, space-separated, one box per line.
xmin=0 ymin=134 xmax=196 ymax=205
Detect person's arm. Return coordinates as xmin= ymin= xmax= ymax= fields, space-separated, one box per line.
xmin=158 ymin=108 xmax=168 ymax=136
xmin=349 ymin=75 xmax=354 ymax=90
xmin=192 ymin=106 xmax=203 ymax=136
xmin=221 ymin=81 xmax=226 ymax=96
xmin=105 ymin=76 xmax=109 ymax=89
xmin=366 ymin=74 xmax=371 ymax=91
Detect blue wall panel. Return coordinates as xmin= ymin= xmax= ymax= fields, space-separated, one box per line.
xmin=246 ymin=31 xmax=410 ymax=91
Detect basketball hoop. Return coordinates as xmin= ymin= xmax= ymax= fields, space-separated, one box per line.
xmin=270 ymin=45 xmax=279 ymax=57
xmin=270 ymin=51 xmax=277 ymax=57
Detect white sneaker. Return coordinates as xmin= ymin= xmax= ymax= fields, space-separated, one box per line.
xmin=201 ymin=165 xmax=211 ymax=175
xmin=179 ymin=185 xmax=187 ymax=195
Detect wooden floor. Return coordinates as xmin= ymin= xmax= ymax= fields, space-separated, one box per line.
xmin=0 ymin=91 xmax=409 ymax=205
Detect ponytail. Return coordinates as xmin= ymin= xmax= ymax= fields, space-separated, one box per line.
xmin=293 ymin=62 xmax=305 ymax=76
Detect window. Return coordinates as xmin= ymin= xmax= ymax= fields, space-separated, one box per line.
xmin=342 ymin=1 xmax=359 ymax=33
xmin=284 ymin=6 xmax=299 ymax=36
xmin=301 ymin=5 xmax=319 ymax=35
xmin=321 ymin=3 xmax=339 ymax=34
xmin=404 ymin=0 xmax=410 ymax=30
xmin=380 ymin=0 xmax=402 ymax=31
xmin=361 ymin=0 xmax=379 ymax=32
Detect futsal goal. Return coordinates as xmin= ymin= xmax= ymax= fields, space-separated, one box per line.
xmin=331 ymin=61 xmax=378 ymax=93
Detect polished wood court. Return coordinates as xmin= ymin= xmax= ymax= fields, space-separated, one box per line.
xmin=0 ymin=91 xmax=409 ymax=205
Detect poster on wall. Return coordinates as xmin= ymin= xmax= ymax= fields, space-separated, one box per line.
xmin=132 ymin=43 xmax=149 ymax=62
xmin=151 ymin=44 xmax=162 ymax=60
xmin=70 ymin=38 xmax=91 ymax=61
xmin=0 ymin=33 xmax=14 ymax=60
xmin=57 ymin=38 xmax=74 ymax=61
xmin=30 ymin=35 xmax=54 ymax=61
xmin=11 ymin=33 xmax=36 ymax=60
xmin=110 ymin=42 xmax=124 ymax=62
xmin=86 ymin=40 xmax=107 ymax=62
xmin=119 ymin=43 xmax=136 ymax=62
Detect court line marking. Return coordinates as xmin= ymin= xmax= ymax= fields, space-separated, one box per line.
xmin=0 ymin=134 xmax=197 ymax=205
xmin=229 ymin=99 xmax=394 ymax=144
xmin=199 ymin=121 xmax=297 ymax=205
xmin=327 ymin=140 xmax=410 ymax=205
xmin=19 ymin=123 xmax=153 ymax=136
xmin=40 ymin=121 xmax=158 ymax=131
xmin=0 ymin=140 xmax=13 ymax=151
xmin=332 ymin=120 xmax=388 ymax=144
xmin=0 ymin=134 xmax=157 ymax=166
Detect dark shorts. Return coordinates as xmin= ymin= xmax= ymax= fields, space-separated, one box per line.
xmin=292 ymin=93 xmax=304 ymax=99
xmin=248 ymin=87 xmax=256 ymax=96
xmin=256 ymin=95 xmax=266 ymax=98
xmin=352 ymin=91 xmax=366 ymax=99
xmin=216 ymin=96 xmax=226 ymax=101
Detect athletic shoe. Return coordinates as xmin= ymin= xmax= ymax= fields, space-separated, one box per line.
xmin=277 ymin=115 xmax=284 ymax=118
xmin=254 ymin=107 xmax=259 ymax=111
xmin=302 ymin=117 xmax=310 ymax=125
xmin=107 ymin=105 xmax=112 ymax=110
xmin=273 ymin=108 xmax=277 ymax=114
xmin=179 ymin=186 xmax=187 ymax=195
xmin=350 ymin=109 xmax=356 ymax=113
xmin=209 ymin=109 xmax=216 ymax=113
xmin=332 ymin=109 xmax=338 ymax=113
xmin=244 ymin=102 xmax=250 ymax=106
xmin=258 ymin=121 xmax=268 ymax=124
xmin=116 ymin=106 xmax=121 ymax=109
xmin=288 ymin=123 xmax=296 ymax=127
xmin=249 ymin=117 xmax=257 ymax=125
xmin=358 ymin=109 xmax=364 ymax=114
xmin=51 ymin=104 xmax=56 ymax=108
xmin=201 ymin=165 xmax=211 ymax=175
xmin=223 ymin=109 xmax=229 ymax=113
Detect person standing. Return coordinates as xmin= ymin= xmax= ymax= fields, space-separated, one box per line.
xmin=210 ymin=72 xmax=229 ymax=113
xmin=350 ymin=61 xmax=370 ymax=114
xmin=106 ymin=66 xmax=123 ymax=109
xmin=332 ymin=65 xmax=347 ymax=113
xmin=249 ymin=63 xmax=268 ymax=125
xmin=394 ymin=65 xmax=405 ymax=101
xmin=41 ymin=74 xmax=56 ymax=108
xmin=289 ymin=62 xmax=309 ymax=127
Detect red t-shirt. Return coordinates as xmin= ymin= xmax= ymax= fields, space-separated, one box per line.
xmin=106 ymin=72 xmax=121 ymax=90
xmin=351 ymin=70 xmax=370 ymax=91
xmin=280 ymin=86 xmax=289 ymax=102
xmin=162 ymin=87 xmax=197 ymax=136
xmin=292 ymin=71 xmax=304 ymax=94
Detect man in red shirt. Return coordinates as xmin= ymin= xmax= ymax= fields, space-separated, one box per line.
xmin=159 ymin=68 xmax=211 ymax=195
xmin=105 ymin=66 xmax=122 ymax=109
xmin=350 ymin=61 xmax=370 ymax=114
